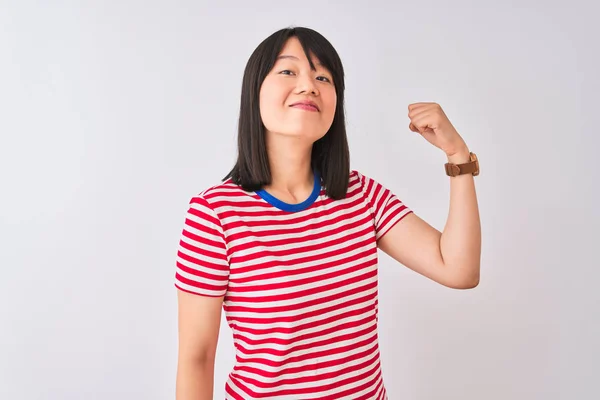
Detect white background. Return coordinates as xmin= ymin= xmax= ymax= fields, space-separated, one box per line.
xmin=1 ymin=1 xmax=598 ymax=399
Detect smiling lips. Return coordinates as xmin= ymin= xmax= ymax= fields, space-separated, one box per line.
xmin=290 ymin=101 xmax=319 ymax=112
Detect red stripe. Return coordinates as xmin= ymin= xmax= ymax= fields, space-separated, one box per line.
xmin=174 ymin=282 xmax=223 ymax=298
xmin=226 ymin=256 xmax=377 ymax=297
xmin=219 ymin=186 xmax=363 ymax=231
xmin=225 ymin=196 xmax=368 ymax=243
xmin=226 ymin=283 xmax=377 ymax=327
xmin=226 ymin=265 xmax=377 ymax=305
xmin=231 ymin=312 xmax=375 ymax=347
xmin=174 ymin=272 xmax=226 ymax=292
xmin=233 ymin=341 xmax=379 ymax=380
xmin=229 ymin=225 xmax=374 ymax=268
xmin=231 ymin=302 xmax=376 ymax=336
xmin=234 ymin=349 xmax=380 ymax=389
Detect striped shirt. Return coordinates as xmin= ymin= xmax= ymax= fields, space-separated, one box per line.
xmin=175 ymin=169 xmax=413 ymax=399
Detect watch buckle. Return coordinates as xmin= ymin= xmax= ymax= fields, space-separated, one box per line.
xmin=445 ymin=163 xmax=461 ymax=176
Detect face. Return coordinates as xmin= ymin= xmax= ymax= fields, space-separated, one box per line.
xmin=259 ymin=37 xmax=337 ymax=143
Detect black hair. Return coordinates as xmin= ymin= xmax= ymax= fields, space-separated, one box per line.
xmin=222 ymin=26 xmax=350 ymax=200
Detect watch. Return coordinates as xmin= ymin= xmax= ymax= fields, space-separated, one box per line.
xmin=445 ymin=152 xmax=479 ymax=177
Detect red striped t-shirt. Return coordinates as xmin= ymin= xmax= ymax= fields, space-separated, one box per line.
xmin=175 ymin=169 xmax=413 ymax=399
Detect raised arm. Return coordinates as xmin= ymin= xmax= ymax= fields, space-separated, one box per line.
xmin=377 ymin=103 xmax=481 ymax=289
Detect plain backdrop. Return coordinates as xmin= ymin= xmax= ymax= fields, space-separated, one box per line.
xmin=1 ymin=1 xmax=598 ymax=399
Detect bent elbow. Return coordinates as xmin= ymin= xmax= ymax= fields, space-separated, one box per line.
xmin=447 ymin=272 xmax=480 ymax=289
xmin=465 ymin=276 xmax=480 ymax=289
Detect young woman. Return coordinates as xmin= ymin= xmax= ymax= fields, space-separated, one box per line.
xmin=174 ymin=26 xmax=481 ymax=400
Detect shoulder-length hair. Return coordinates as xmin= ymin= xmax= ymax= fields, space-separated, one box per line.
xmin=222 ymin=26 xmax=350 ymax=200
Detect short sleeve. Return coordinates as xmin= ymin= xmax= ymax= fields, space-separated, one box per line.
xmin=356 ymin=171 xmax=413 ymax=241
xmin=174 ymin=195 xmax=230 ymax=297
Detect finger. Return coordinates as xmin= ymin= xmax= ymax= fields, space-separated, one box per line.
xmin=410 ymin=113 xmax=433 ymax=128
xmin=410 ymin=115 xmax=433 ymax=133
xmin=409 ymin=122 xmax=426 ymax=134
xmin=408 ymin=102 xmax=435 ymax=113
xmin=409 ymin=108 xmax=432 ymax=120
xmin=409 ymin=122 xmax=420 ymax=133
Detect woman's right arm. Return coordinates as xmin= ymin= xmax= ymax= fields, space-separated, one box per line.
xmin=176 ymin=289 xmax=224 ymax=400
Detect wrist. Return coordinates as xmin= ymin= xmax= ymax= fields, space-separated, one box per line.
xmin=446 ymin=146 xmax=471 ymax=164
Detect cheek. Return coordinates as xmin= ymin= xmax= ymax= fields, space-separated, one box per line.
xmin=259 ymin=85 xmax=275 ymax=120
xmin=260 ymin=82 xmax=286 ymax=116
xmin=324 ymin=92 xmax=337 ymax=119
xmin=259 ymin=84 xmax=271 ymax=110
xmin=259 ymin=83 xmax=288 ymax=131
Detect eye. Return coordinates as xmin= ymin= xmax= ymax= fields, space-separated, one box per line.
xmin=317 ymin=76 xmax=331 ymax=83
xmin=279 ymin=70 xmax=295 ymax=75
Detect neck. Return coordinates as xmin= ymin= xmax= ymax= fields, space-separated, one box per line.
xmin=265 ymin=133 xmax=315 ymax=197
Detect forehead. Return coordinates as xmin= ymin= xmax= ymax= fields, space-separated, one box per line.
xmin=276 ymin=37 xmax=322 ymax=67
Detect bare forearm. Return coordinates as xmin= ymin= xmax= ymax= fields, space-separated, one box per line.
xmin=440 ymin=146 xmax=482 ymax=287
xmin=176 ymin=358 xmax=215 ymax=400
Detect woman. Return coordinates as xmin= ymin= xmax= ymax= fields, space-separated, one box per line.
xmin=174 ymin=26 xmax=481 ymax=400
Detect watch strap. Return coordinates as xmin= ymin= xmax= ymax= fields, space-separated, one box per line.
xmin=445 ymin=152 xmax=479 ymax=177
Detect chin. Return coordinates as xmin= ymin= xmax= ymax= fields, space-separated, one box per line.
xmin=281 ymin=129 xmax=326 ymax=141
xmin=268 ymin=124 xmax=325 ymax=139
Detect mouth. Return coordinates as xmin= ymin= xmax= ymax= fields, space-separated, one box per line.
xmin=290 ymin=101 xmax=319 ymax=112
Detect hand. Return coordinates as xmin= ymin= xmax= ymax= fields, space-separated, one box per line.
xmin=408 ymin=102 xmax=468 ymax=157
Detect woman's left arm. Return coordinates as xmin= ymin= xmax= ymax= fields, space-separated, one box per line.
xmin=377 ymin=103 xmax=481 ymax=289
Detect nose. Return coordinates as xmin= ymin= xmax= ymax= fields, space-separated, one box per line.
xmin=295 ymin=75 xmax=319 ymax=96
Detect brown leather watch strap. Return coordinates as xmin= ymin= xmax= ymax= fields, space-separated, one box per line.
xmin=445 ymin=152 xmax=479 ymax=176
